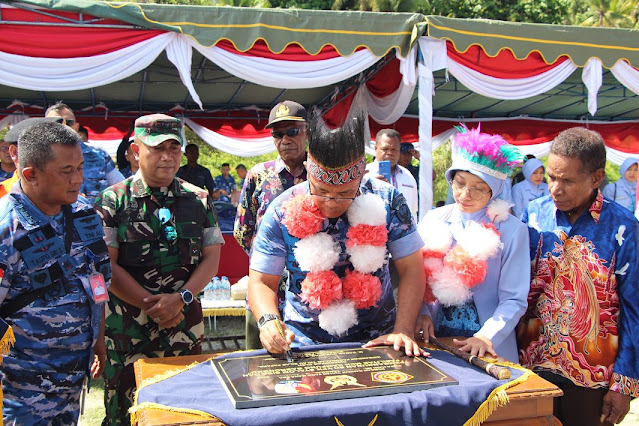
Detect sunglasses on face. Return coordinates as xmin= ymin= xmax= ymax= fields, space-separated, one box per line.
xmin=271 ymin=127 xmax=302 ymax=140
xmin=62 ymin=118 xmax=76 ymax=127
xmin=158 ymin=207 xmax=177 ymax=242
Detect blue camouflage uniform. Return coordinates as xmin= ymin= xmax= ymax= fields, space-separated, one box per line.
xmin=0 ymin=168 xmax=13 ymax=182
xmin=81 ymin=142 xmax=121 ymax=204
xmin=213 ymin=174 xmax=237 ymax=203
xmin=0 ymin=183 xmax=111 ymax=425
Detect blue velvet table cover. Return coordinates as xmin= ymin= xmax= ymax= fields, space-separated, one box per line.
xmin=134 ymin=343 xmax=529 ymax=426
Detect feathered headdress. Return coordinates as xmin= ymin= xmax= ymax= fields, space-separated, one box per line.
xmin=452 ymin=125 xmax=522 ymax=179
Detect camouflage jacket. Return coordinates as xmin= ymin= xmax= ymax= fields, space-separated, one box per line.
xmin=94 ymin=174 xmax=223 ymax=356
xmin=0 ymin=182 xmax=111 ymax=391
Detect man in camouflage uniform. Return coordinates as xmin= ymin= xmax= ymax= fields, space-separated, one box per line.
xmin=94 ymin=114 xmax=223 ymax=425
xmin=0 ymin=121 xmax=110 ymax=424
xmin=45 ymin=102 xmax=124 ymax=204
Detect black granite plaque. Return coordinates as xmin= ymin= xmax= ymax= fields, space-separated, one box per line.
xmin=212 ymin=346 xmax=458 ymax=408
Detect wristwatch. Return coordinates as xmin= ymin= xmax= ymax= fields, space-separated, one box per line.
xmin=179 ymin=289 xmax=194 ymax=305
xmin=257 ymin=313 xmax=279 ymax=329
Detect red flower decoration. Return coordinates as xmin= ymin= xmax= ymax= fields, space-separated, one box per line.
xmin=443 ymin=245 xmax=487 ymax=287
xmin=300 ymin=270 xmax=342 ymax=310
xmin=422 ymin=248 xmax=446 ymax=259
xmin=342 ymin=270 xmax=382 ymax=310
xmin=423 ymin=281 xmax=437 ymax=304
xmin=481 ymin=222 xmax=501 ymax=236
xmin=346 ymin=224 xmax=388 ymax=248
xmin=282 ymin=195 xmax=324 ymax=239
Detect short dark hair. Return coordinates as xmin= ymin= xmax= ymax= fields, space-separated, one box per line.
xmin=309 ymin=112 xmax=365 ymax=169
xmin=375 ymin=129 xmax=401 ymax=146
xmin=235 ymin=164 xmax=247 ymax=171
xmin=185 ymin=143 xmax=198 ymax=152
xmin=221 ymin=163 xmax=230 ymax=168
xmin=551 ymin=127 xmax=606 ymax=173
xmin=116 ymin=137 xmax=133 ymax=170
xmin=18 ymin=122 xmax=80 ymax=171
xmin=45 ymin=102 xmax=73 ymax=117
xmin=77 ymin=126 xmax=88 ymax=138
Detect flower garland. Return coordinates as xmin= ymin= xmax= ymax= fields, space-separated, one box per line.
xmin=281 ymin=192 xmax=388 ymax=337
xmin=418 ymin=199 xmax=511 ymax=307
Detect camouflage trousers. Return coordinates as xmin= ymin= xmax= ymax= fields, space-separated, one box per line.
xmin=2 ymin=349 xmax=88 ymax=426
xmin=102 ymin=294 xmax=204 ymax=425
xmin=3 ymin=383 xmax=82 ymax=426
xmin=102 ymin=344 xmax=203 ymax=426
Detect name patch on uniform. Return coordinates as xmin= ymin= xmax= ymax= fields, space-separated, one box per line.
xmin=74 ymin=214 xmax=103 ymax=241
xmin=20 ymin=236 xmax=65 ymax=270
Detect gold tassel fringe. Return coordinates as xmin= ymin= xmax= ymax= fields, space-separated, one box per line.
xmin=0 ymin=326 xmax=15 ymax=362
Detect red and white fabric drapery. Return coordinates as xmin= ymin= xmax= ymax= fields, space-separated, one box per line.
xmin=416 ymin=37 xmax=639 ymax=216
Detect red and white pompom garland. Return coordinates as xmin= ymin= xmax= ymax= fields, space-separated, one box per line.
xmin=418 ymin=199 xmax=508 ymax=307
xmin=282 ymin=192 xmax=388 ymax=336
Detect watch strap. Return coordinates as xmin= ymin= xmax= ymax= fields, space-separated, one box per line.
xmin=257 ymin=313 xmax=279 ymax=329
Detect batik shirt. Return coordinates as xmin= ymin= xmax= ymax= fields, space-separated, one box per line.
xmin=94 ymin=173 xmax=224 ymax=359
xmin=520 ymin=192 xmax=639 ymax=397
xmin=214 ymin=174 xmax=237 ymax=203
xmin=81 ymin=142 xmax=120 ymax=204
xmin=234 ymin=157 xmax=307 ymax=253
xmin=0 ymin=183 xmax=110 ymax=415
xmin=250 ymin=177 xmax=423 ymax=345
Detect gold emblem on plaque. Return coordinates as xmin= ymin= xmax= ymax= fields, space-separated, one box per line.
xmin=324 ymin=375 xmax=366 ymax=390
xmin=371 ymin=371 xmax=413 ymax=384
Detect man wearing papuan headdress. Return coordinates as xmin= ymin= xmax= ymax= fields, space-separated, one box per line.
xmin=248 ymin=112 xmax=426 ymax=356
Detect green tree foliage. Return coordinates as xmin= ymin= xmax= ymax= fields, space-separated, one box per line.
xmin=183 ymin=128 xmax=277 ymax=186
xmin=572 ymin=0 xmax=638 ymax=28
xmin=416 ymin=0 xmax=571 ymax=23
xmin=432 ymin=141 xmax=453 ymax=204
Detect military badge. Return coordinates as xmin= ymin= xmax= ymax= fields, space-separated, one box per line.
xmin=275 ymin=104 xmax=290 ymax=118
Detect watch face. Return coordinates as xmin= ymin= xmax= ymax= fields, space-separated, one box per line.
xmin=181 ymin=290 xmax=194 ymax=304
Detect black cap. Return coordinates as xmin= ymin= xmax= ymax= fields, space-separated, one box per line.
xmin=5 ymin=117 xmax=64 ymax=143
xmin=265 ymin=101 xmax=307 ymax=129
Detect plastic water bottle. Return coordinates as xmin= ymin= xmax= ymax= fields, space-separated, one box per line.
xmin=221 ymin=276 xmax=231 ymax=300
xmin=203 ymin=280 xmax=215 ymax=302
xmin=212 ymin=276 xmax=222 ymax=301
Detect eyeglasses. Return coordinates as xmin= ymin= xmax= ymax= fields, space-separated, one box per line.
xmin=309 ymin=187 xmax=357 ymax=203
xmin=62 ymin=118 xmax=76 ymax=127
xmin=0 ymin=146 xmax=9 ymax=152
xmin=449 ymin=179 xmax=492 ymax=200
xmin=158 ymin=207 xmax=177 ymax=242
xmin=271 ymin=127 xmax=303 ymax=140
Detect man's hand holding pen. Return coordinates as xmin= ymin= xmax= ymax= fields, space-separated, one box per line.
xmin=259 ymin=316 xmax=295 ymax=362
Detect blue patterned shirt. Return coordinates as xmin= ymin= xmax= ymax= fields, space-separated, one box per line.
xmin=250 ymin=177 xmax=423 ymax=346
xmin=214 ymin=174 xmax=237 ymax=203
xmin=81 ymin=142 xmax=121 ymax=204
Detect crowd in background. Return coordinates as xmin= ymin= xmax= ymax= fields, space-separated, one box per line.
xmin=0 ymin=101 xmax=636 ymax=426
